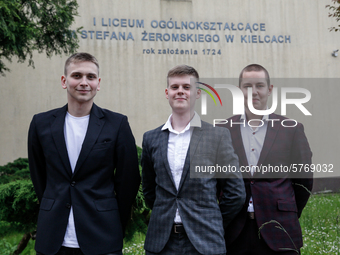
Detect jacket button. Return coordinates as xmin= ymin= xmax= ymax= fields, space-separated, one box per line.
xmin=66 ymin=203 xmax=71 ymax=209
xmin=250 ymin=180 xmax=254 ymax=185
xmin=71 ymin=181 xmax=76 ymax=187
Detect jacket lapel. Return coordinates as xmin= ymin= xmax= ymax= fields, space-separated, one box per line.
xmin=73 ymin=104 xmax=105 ymax=177
xmin=159 ymin=129 xmax=177 ymax=189
xmin=51 ymin=105 xmax=72 ymax=177
xmin=229 ymin=116 xmax=250 ymax=177
xmin=177 ymin=125 xmax=202 ymax=193
xmin=256 ymin=114 xmax=280 ymax=175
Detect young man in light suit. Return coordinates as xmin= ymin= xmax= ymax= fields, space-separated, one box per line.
xmin=142 ymin=65 xmax=246 ymax=255
xmin=219 ymin=64 xmax=313 ymax=254
xmin=28 ymin=52 xmax=140 ymax=255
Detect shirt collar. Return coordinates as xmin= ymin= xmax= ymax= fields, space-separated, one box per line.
xmin=162 ymin=111 xmax=201 ymax=132
xmin=190 ymin=112 xmax=202 ymax=128
xmin=240 ymin=111 xmax=269 ymax=121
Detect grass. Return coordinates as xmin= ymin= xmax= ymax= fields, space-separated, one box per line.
xmin=300 ymin=193 xmax=340 ymax=254
xmin=0 ymin=233 xmax=35 ymax=255
xmin=1 ymin=193 xmax=339 ymax=255
xmin=123 ymin=232 xmax=145 ymax=255
xmin=0 ymin=231 xmax=145 ymax=255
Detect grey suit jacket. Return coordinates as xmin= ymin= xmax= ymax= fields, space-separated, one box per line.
xmin=142 ymin=121 xmax=245 ymax=254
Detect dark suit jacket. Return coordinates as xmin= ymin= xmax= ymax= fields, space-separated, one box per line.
xmin=142 ymin=121 xmax=246 ymax=254
xmin=28 ymin=104 xmax=141 ymax=255
xmin=219 ymin=113 xmax=313 ymax=252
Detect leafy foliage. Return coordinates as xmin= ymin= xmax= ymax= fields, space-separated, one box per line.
xmin=0 ymin=180 xmax=39 ymax=233
xmin=0 ymin=158 xmax=38 ymax=235
xmin=0 ymin=158 xmax=30 ymax=184
xmin=0 ymin=0 xmax=80 ymax=76
xmin=0 ymin=239 xmax=16 ymax=255
xmin=326 ymin=0 xmax=340 ymax=31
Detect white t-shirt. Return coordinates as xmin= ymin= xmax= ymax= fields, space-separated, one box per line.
xmin=62 ymin=112 xmax=89 ymax=247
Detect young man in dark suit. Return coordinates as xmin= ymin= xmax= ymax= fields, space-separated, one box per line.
xmin=220 ymin=64 xmax=313 ymax=254
xmin=142 ymin=65 xmax=246 ymax=255
xmin=28 ymin=52 xmax=140 ymax=255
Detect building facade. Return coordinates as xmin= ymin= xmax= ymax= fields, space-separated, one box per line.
xmin=1 ymin=0 xmax=339 ymax=183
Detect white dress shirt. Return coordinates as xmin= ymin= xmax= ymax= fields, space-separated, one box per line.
xmin=240 ymin=113 xmax=268 ymax=212
xmin=161 ymin=112 xmax=201 ymax=223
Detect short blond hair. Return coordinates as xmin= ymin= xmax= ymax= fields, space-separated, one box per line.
xmin=167 ymin=65 xmax=199 ymax=87
xmin=64 ymin=52 xmax=99 ymax=76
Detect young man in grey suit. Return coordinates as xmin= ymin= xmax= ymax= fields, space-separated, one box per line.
xmin=142 ymin=65 xmax=246 ymax=255
xmin=28 ymin=53 xmax=140 ymax=255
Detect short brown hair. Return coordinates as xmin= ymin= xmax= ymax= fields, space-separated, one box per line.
xmin=64 ymin=52 xmax=99 ymax=76
xmin=239 ymin=64 xmax=270 ymax=87
xmin=167 ymin=65 xmax=199 ymax=86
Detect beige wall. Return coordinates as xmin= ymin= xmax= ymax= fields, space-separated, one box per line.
xmin=1 ymin=0 xmax=339 ymax=178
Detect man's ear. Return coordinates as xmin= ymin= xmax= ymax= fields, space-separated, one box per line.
xmin=196 ymin=88 xmax=201 ymax=99
xmin=97 ymin=78 xmax=101 ymax=91
xmin=165 ymin=88 xmax=169 ymax=99
xmin=61 ymin=75 xmax=67 ymax=89
xmin=268 ymin=84 xmax=274 ymax=95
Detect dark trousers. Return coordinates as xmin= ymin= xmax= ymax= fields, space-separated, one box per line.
xmin=36 ymin=246 xmax=123 ymax=255
xmin=227 ymin=218 xmax=300 ymax=255
xmin=146 ymin=231 xmax=226 ymax=255
xmin=145 ymin=231 xmax=201 ymax=255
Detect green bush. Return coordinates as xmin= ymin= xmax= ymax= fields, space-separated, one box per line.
xmin=0 ymin=158 xmax=35 ymax=238
xmin=0 ymin=180 xmax=39 ymax=233
xmin=0 ymin=158 xmax=30 ymax=184
xmin=0 ymin=221 xmax=11 ymax=237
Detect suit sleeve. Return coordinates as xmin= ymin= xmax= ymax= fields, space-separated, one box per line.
xmin=28 ymin=115 xmax=46 ymax=202
xmin=141 ymin=133 xmax=157 ymax=209
xmin=290 ymin=123 xmax=313 ymax=218
xmin=217 ymin=128 xmax=246 ymax=227
xmin=113 ymin=116 xmax=141 ymax=233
